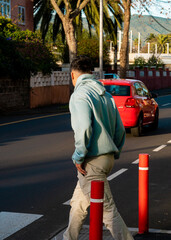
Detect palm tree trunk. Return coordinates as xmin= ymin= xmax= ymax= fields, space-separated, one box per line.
xmin=119 ymin=2 xmax=131 ymax=78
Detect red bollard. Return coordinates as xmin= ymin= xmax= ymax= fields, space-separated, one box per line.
xmin=138 ymin=153 xmax=149 ymax=234
xmin=89 ymin=180 xmax=104 ymax=240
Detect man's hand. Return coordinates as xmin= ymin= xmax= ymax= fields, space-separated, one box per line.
xmin=75 ymin=163 xmax=87 ymax=176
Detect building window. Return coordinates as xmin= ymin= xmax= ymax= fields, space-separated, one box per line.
xmin=0 ymin=0 xmax=11 ymax=18
xmin=18 ymin=6 xmax=25 ymax=24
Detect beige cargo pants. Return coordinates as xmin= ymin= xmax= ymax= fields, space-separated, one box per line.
xmin=63 ymin=154 xmax=134 ymax=240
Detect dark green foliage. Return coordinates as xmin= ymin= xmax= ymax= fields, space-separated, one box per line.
xmin=134 ymin=57 xmax=147 ymax=69
xmin=0 ymin=35 xmax=31 ymax=79
xmin=0 ymin=17 xmax=20 ymax=38
xmin=147 ymin=55 xmax=164 ymax=68
xmin=77 ymin=38 xmax=110 ymax=67
xmin=0 ymin=16 xmax=58 ymax=79
xmin=133 ymin=55 xmax=164 ymax=69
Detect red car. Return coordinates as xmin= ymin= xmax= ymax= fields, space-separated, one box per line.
xmin=100 ymin=78 xmax=159 ymax=136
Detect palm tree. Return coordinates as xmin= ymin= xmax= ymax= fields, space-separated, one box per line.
xmin=157 ymin=34 xmax=169 ymax=54
xmin=145 ymin=33 xmax=157 ymax=43
xmin=34 ymin=0 xmax=123 ymax=63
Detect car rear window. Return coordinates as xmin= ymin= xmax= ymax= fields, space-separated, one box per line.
xmin=104 ymin=85 xmax=130 ymax=96
xmin=104 ymin=74 xmax=119 ymax=79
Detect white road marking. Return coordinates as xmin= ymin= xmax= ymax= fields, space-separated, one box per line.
xmin=0 ymin=112 xmax=68 ymax=127
xmin=153 ymin=145 xmax=167 ymax=152
xmin=132 ymin=159 xmax=139 ymax=164
xmin=107 ymin=168 xmax=128 ymax=181
xmin=167 ymin=140 xmax=171 ymax=144
xmin=63 ymin=200 xmax=71 ymax=205
xmin=161 ymin=103 xmax=171 ymax=107
xmin=63 ymin=168 xmax=128 ymax=206
xmin=0 ymin=212 xmax=43 ymax=240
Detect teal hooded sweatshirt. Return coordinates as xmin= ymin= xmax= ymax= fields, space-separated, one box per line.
xmin=69 ymin=74 xmax=125 ymax=164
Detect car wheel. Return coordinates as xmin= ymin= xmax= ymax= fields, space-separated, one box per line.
xmin=131 ymin=115 xmax=143 ymax=137
xmin=151 ymin=110 xmax=159 ymax=130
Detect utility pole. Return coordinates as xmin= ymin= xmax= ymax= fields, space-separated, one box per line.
xmin=130 ymin=30 xmax=133 ymax=54
xmin=99 ymin=0 xmax=103 ymax=79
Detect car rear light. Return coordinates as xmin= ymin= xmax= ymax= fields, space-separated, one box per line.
xmin=125 ymin=98 xmax=138 ymax=108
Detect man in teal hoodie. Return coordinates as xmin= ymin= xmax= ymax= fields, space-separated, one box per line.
xmin=63 ymin=56 xmax=133 ymax=240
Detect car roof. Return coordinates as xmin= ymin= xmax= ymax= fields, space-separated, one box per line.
xmin=100 ymin=78 xmax=142 ymax=86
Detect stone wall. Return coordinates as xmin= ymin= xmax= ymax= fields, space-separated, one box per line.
xmin=0 ymin=77 xmax=30 ymax=111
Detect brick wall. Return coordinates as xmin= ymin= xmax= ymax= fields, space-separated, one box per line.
xmin=0 ymin=78 xmax=30 ymax=111
xmin=11 ymin=0 xmax=34 ymax=31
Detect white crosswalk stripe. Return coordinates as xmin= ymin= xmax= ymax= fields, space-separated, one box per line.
xmin=0 ymin=211 xmax=43 ymax=240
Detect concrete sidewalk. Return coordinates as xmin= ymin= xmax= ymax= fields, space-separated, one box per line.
xmin=50 ymin=225 xmax=171 ymax=240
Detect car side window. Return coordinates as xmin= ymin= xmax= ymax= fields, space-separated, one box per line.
xmin=140 ymin=83 xmax=151 ymax=98
xmin=134 ymin=83 xmax=144 ymax=96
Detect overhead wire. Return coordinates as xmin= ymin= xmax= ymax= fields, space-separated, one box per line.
xmin=139 ymin=0 xmax=171 ymax=32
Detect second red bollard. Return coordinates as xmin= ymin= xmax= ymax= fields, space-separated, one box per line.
xmin=139 ymin=153 xmax=149 ymax=234
xmin=89 ymin=180 xmax=104 ymax=240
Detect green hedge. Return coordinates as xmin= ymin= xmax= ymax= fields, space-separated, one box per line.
xmin=134 ymin=55 xmax=164 ymax=69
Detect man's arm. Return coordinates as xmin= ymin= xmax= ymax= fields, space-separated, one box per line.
xmin=70 ymin=95 xmax=92 ymax=165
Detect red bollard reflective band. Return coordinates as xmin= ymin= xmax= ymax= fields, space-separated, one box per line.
xmin=89 ymin=181 xmax=104 ymax=240
xmin=138 ymin=153 xmax=149 ymax=234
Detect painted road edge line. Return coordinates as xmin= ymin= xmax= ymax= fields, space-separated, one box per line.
xmin=167 ymin=140 xmax=171 ymax=144
xmin=107 ymin=168 xmax=128 ymax=181
xmin=0 ymin=112 xmax=69 ymax=127
xmin=153 ymin=145 xmax=167 ymax=152
xmin=162 ymin=103 xmax=171 ymax=107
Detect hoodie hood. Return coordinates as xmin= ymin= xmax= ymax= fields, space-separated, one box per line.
xmin=75 ymin=74 xmax=106 ymax=96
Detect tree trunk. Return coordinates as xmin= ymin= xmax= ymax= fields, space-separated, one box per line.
xmin=62 ymin=17 xmax=77 ymax=93
xmin=63 ymin=17 xmax=77 ymax=63
xmin=114 ymin=24 xmax=118 ymax=72
xmin=119 ymin=2 xmax=131 ymax=78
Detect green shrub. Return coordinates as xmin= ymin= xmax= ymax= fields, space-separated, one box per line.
xmin=77 ymin=38 xmax=110 ymax=67
xmin=147 ymin=54 xmax=164 ymax=68
xmin=134 ymin=55 xmax=164 ymax=69
xmin=16 ymin=41 xmax=58 ymax=75
xmin=0 ymin=36 xmax=31 ymax=79
xmin=0 ymin=17 xmax=19 ymax=38
xmin=134 ymin=56 xmax=147 ymax=68
xmin=0 ymin=16 xmax=58 ymax=78
xmin=57 ymin=43 xmax=69 ymax=63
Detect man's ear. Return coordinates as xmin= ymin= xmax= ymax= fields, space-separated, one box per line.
xmin=71 ymin=71 xmax=74 ymax=80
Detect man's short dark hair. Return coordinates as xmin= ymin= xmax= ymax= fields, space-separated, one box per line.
xmin=70 ymin=55 xmax=93 ymax=73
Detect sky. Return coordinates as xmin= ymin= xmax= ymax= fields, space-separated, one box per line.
xmin=131 ymin=0 xmax=171 ymax=19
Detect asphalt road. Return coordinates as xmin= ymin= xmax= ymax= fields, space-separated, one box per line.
xmin=0 ymin=94 xmax=171 ymax=240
